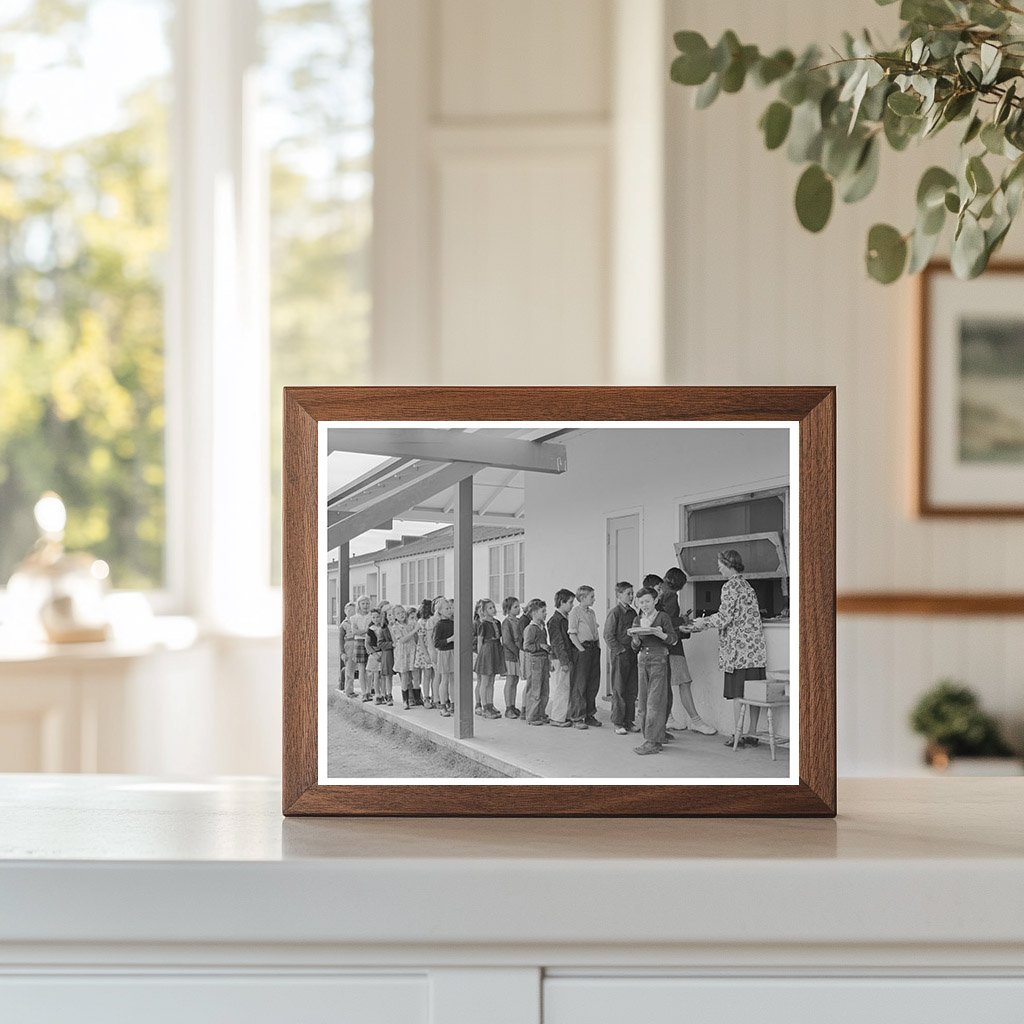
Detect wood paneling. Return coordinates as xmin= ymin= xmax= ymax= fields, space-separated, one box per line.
xmin=437 ymin=0 xmax=611 ymax=120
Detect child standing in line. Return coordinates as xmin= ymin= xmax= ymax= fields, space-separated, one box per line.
xmin=363 ymin=608 xmax=383 ymax=703
xmin=545 ymin=589 xmax=576 ymax=728
xmin=390 ymin=604 xmax=418 ymax=709
xmin=414 ymin=599 xmax=436 ymax=708
xmin=660 ymin=566 xmax=716 ymax=736
xmin=522 ymin=599 xmax=551 ymax=725
xmin=432 ymin=597 xmax=455 ymax=717
xmin=473 ymin=599 xmax=504 ymax=719
xmin=500 ymin=597 xmax=524 ymax=719
xmin=376 ymin=602 xmax=395 ymax=706
xmin=340 ymin=600 xmax=357 ymax=694
xmin=349 ymin=595 xmax=373 ymax=697
xmin=603 ymin=581 xmax=639 ymax=735
xmin=630 ymin=586 xmax=678 ymax=756
xmin=567 ymin=585 xmax=602 ymax=728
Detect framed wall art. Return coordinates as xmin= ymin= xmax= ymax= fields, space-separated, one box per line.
xmin=917 ymin=261 xmax=1024 ymax=517
xmin=282 ymin=387 xmax=836 ymax=816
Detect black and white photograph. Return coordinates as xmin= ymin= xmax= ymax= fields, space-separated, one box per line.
xmin=318 ymin=422 xmax=798 ymax=784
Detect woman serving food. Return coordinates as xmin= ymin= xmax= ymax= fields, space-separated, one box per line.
xmin=685 ymin=548 xmax=768 ymax=748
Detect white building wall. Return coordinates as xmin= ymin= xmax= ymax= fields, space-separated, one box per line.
xmin=526 ymin=428 xmax=791 ymax=737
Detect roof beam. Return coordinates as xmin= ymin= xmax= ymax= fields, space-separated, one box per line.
xmin=328 ymin=461 xmax=484 ymax=549
xmin=329 ymin=461 xmax=445 ymax=514
xmin=327 ymin=457 xmax=409 ymax=506
xmin=477 ymin=469 xmax=519 ymax=515
xmin=327 ymin=428 xmax=567 ymax=474
xmin=398 ymin=507 xmax=526 ymax=528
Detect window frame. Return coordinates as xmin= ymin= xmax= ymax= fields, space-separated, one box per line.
xmin=677 ymin=485 xmax=791 ymax=606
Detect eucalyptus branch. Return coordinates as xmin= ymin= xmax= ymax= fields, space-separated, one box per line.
xmin=670 ymin=0 xmax=1024 ymax=283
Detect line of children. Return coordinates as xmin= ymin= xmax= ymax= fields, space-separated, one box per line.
xmin=337 ymin=572 xmax=717 ymax=750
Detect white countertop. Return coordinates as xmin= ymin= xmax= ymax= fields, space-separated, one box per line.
xmin=1 ymin=775 xmax=1022 ymax=954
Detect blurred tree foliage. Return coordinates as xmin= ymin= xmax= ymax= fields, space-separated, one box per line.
xmin=263 ymin=0 xmax=372 ymax=582
xmin=0 ymin=0 xmax=169 ymax=588
xmin=0 ymin=0 xmax=373 ymax=590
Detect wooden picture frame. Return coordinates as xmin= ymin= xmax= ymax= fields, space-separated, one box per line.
xmin=283 ymin=387 xmax=836 ymax=816
xmin=916 ymin=260 xmax=1024 ymax=517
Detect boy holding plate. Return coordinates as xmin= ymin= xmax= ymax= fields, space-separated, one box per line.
xmin=629 ymin=587 xmax=678 ymax=756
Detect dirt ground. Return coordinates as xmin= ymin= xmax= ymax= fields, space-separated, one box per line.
xmin=327 ymin=689 xmax=507 ymax=778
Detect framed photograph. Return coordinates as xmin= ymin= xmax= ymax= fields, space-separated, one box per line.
xmin=917 ymin=261 xmax=1024 ymax=517
xmin=283 ymin=387 xmax=836 ymax=816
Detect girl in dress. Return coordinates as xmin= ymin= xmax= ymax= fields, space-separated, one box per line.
xmin=349 ymin=595 xmax=373 ymax=697
xmin=473 ymin=598 xmax=504 ymax=719
xmin=500 ymin=597 xmax=524 ymax=719
xmin=375 ymin=602 xmax=395 ymax=705
xmin=413 ymin=598 xmax=434 ymax=708
xmin=432 ymin=597 xmax=455 ymax=717
xmin=685 ymin=549 xmax=768 ymax=748
xmin=389 ymin=604 xmax=419 ymax=710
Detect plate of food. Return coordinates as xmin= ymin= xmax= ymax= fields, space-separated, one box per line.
xmin=627 ymin=626 xmax=662 ymax=636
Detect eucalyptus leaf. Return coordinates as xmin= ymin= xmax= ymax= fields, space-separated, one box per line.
xmin=917 ymin=166 xmax=957 ymax=210
xmin=866 ymin=223 xmax=908 ymax=283
xmin=888 ymin=90 xmax=921 ymax=115
xmin=842 ymin=137 xmax=881 ymax=203
xmin=710 ymin=31 xmax=740 ymax=73
xmin=754 ymin=49 xmax=795 ymax=87
xmin=967 ymin=154 xmax=995 ymax=195
xmin=760 ymin=101 xmax=793 ymax=150
xmin=795 ymin=164 xmax=834 ymax=232
xmin=981 ymin=122 xmax=1006 ymax=155
xmin=908 ymin=221 xmax=943 ymax=273
xmin=694 ymin=73 xmax=721 ymax=109
xmin=787 ymin=100 xmax=823 ymax=162
xmin=951 ymin=212 xmax=986 ymax=278
xmin=962 ymin=115 xmax=983 ymax=145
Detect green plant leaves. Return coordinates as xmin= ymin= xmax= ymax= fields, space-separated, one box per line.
xmin=888 ymin=90 xmax=921 ymax=115
xmin=668 ymin=10 xmax=1024 ymax=284
xmin=671 ymin=31 xmax=713 ymax=85
xmin=759 ymin=101 xmax=792 ymax=150
xmin=952 ymin=211 xmax=987 ymax=278
xmin=795 ymin=164 xmax=834 ymax=232
xmin=917 ymin=166 xmax=957 ymax=210
xmin=866 ymin=224 xmax=908 ymax=283
xmin=842 ymin=137 xmax=880 ymax=202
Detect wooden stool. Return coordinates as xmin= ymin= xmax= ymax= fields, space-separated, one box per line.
xmin=733 ymin=698 xmax=790 ymax=761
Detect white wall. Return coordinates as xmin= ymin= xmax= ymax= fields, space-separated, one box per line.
xmin=526 ymin=429 xmax=791 ymax=735
xmin=664 ymin=0 xmax=1024 ymax=771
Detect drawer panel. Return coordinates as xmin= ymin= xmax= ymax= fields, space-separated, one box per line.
xmin=544 ymin=977 xmax=1024 ymax=1023
xmin=0 ymin=974 xmax=427 ymax=1024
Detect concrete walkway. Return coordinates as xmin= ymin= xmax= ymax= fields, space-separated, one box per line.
xmin=328 ymin=684 xmax=789 ymax=781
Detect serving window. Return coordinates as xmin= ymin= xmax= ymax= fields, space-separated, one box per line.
xmin=676 ymin=488 xmax=790 ymax=619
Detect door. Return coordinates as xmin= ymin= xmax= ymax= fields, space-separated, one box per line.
xmin=604 ymin=512 xmax=640 ymax=697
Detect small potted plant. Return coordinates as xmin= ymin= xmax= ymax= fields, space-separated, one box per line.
xmin=909 ymin=680 xmax=1018 ymax=773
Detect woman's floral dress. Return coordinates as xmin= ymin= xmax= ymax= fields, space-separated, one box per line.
xmin=697 ymin=575 xmax=767 ymax=671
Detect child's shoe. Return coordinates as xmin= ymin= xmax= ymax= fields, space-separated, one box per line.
xmin=484 ymin=704 xmax=501 ymax=719
xmin=402 ymin=690 xmax=410 ymax=710
xmin=362 ymin=693 xmax=373 ymax=702
xmin=411 ymin=688 xmax=424 ymax=707
xmin=689 ymin=717 xmax=717 ymax=735
xmin=439 ymin=705 xmax=452 ymax=717
xmin=424 ymin=698 xmax=435 ymax=710
xmin=549 ymin=719 xmax=572 ymax=728
xmin=615 ymin=726 xmax=627 ymax=735
xmin=503 ymin=708 xmax=517 ymax=719
xmin=634 ymin=741 xmax=662 ymax=755
xmin=387 ymin=696 xmax=394 ymax=707
xmin=474 ymin=705 xmax=484 ymax=716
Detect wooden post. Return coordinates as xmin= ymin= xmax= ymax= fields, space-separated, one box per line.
xmin=338 ymin=542 xmax=350 ymax=688
xmin=453 ymin=475 xmax=474 ymax=739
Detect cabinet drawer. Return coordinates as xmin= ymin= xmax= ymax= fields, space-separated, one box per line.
xmin=544 ymin=977 xmax=1024 ymax=1023
xmin=0 ymin=974 xmax=427 ymax=1024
